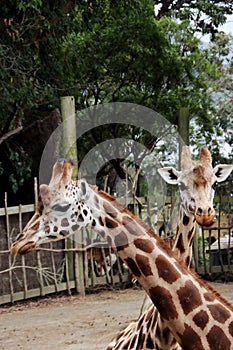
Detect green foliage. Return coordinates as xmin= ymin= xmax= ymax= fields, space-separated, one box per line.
xmin=0 ymin=0 xmax=232 ymax=194
xmin=8 ymin=147 xmax=32 ymax=193
xmin=189 ymin=32 xmax=233 ymax=162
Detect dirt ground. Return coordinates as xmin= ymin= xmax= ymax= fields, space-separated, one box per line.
xmin=1 ymin=283 xmax=233 ymax=350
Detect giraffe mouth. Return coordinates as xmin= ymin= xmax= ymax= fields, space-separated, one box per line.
xmin=195 ymin=215 xmax=216 ymax=227
xmin=10 ymin=241 xmax=36 ymax=256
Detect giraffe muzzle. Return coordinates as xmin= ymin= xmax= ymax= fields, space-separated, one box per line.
xmin=195 ymin=207 xmax=216 ymax=227
xmin=10 ymin=240 xmax=36 ymax=256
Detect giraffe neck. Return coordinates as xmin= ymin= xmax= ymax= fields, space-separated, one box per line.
xmin=149 ymin=208 xmax=197 ymax=350
xmin=172 ymin=205 xmax=196 ymax=266
xmin=107 ymin=205 xmax=197 ymax=350
xmin=83 ymin=186 xmax=233 ymax=349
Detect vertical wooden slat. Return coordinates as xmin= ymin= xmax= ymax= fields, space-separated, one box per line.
xmin=64 ymin=238 xmax=71 ymax=295
xmin=36 ymin=250 xmax=45 ymax=296
xmin=50 ymin=242 xmax=58 ymax=292
xmin=5 ymin=192 xmax=14 ymax=302
xmin=89 ymin=236 xmax=97 ymax=287
xmin=74 ymin=236 xmax=81 ymax=292
xmin=34 ymin=177 xmax=45 ymax=296
xmin=217 ymin=195 xmax=224 ymax=273
xmin=201 ymin=227 xmax=207 ymax=275
xmin=108 ymin=247 xmax=114 ymax=285
xmin=19 ymin=204 xmax=28 ymax=299
xmin=192 ymin=225 xmax=199 ymax=272
xmin=34 ymin=177 xmax=38 ymax=204
xmin=83 ymin=230 xmax=89 ymax=289
xmin=125 ymin=167 xmax=128 ymax=207
xmin=146 ymin=196 xmax=152 ymax=227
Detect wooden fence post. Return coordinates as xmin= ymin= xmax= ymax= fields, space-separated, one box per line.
xmin=60 ymin=96 xmax=85 ymax=296
xmin=178 ymin=107 xmax=189 ymax=165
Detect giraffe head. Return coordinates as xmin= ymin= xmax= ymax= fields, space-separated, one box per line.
xmin=10 ymin=160 xmax=94 ymax=256
xmin=158 ymin=146 xmax=233 ymax=227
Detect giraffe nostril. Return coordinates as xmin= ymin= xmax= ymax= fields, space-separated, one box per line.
xmin=208 ymin=207 xmax=212 ymax=215
xmin=196 ymin=208 xmax=202 ymax=215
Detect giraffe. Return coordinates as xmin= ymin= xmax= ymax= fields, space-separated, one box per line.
xmin=106 ymin=146 xmax=233 ymax=350
xmin=10 ymin=158 xmax=233 ymax=350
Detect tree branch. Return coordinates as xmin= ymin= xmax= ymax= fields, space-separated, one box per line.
xmin=0 ymin=126 xmax=23 ymax=146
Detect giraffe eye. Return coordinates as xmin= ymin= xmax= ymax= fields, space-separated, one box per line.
xmin=51 ymin=203 xmax=70 ymax=212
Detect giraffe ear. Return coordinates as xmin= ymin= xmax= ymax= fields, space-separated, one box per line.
xmin=49 ymin=159 xmax=74 ymax=185
xmin=61 ymin=160 xmax=75 ymax=183
xmin=214 ymin=164 xmax=233 ymax=183
xmin=158 ymin=167 xmax=180 ymax=185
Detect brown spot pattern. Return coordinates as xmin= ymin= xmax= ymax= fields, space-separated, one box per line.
xmin=183 ymin=214 xmax=190 ymax=226
xmin=105 ymin=217 xmax=118 ymax=229
xmin=228 ymin=321 xmax=233 ymax=337
xmin=71 ymin=224 xmax=79 ymax=231
xmin=185 ymin=256 xmax=191 ymax=266
xmin=181 ymin=324 xmax=204 ymax=349
xmin=156 ymin=254 xmax=181 ymax=284
xmin=103 ymin=202 xmax=118 ymax=218
xmin=149 ymin=286 xmax=178 ymax=320
xmin=59 ymin=230 xmax=69 ymax=236
xmin=204 ymin=292 xmax=215 ymax=302
xmin=134 ymin=238 xmax=154 ymax=253
xmin=61 ymin=218 xmax=69 ymax=227
xmin=193 ymin=310 xmax=209 ymax=330
xmin=208 ymin=303 xmax=231 ymax=323
xmin=31 ymin=222 xmax=40 ymax=230
xmin=207 ymin=325 xmax=231 ymax=349
xmin=177 ymin=280 xmax=202 ymax=315
xmin=99 ymin=216 xmax=104 ymax=226
xmin=176 ymin=233 xmax=185 ymax=254
xmin=124 ymin=257 xmax=141 ymax=277
xmin=122 ymin=215 xmax=140 ymax=236
xmin=44 ymin=225 xmax=50 ymax=233
xmin=135 ymin=254 xmax=153 ymax=277
xmin=115 ymin=231 xmax=129 ymax=251
xmin=188 ymin=227 xmax=195 ymax=240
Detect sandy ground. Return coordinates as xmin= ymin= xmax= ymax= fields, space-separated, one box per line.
xmin=1 ymin=283 xmax=233 ymax=350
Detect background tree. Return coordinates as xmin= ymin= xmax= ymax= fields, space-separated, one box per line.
xmin=0 ymin=0 xmax=232 ymax=203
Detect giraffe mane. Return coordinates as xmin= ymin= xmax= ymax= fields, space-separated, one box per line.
xmin=97 ymin=189 xmax=157 ymax=236
xmin=188 ymin=266 xmax=233 ymax=312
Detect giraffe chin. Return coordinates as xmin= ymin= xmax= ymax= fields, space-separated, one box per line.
xmin=10 ymin=241 xmax=36 ymax=256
